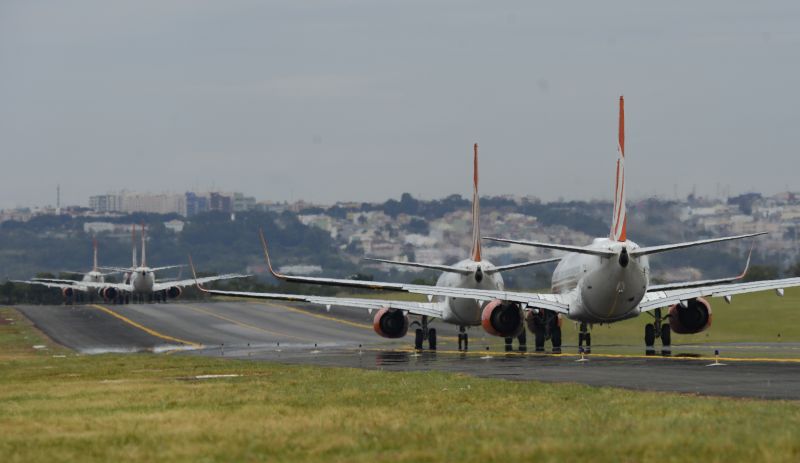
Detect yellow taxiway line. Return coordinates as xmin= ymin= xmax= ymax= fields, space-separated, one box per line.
xmin=91 ymin=304 xmax=202 ymax=348
xmin=379 ymin=347 xmax=800 ymax=364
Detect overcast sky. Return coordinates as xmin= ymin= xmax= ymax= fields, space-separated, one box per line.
xmin=1 ymin=1 xmax=799 ymax=209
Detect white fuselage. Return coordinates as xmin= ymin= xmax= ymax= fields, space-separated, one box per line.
xmin=436 ymin=259 xmax=505 ymax=326
xmin=82 ymin=271 xmax=105 ymax=284
xmin=551 ymin=238 xmax=650 ymax=323
xmin=129 ymin=267 xmax=156 ymax=294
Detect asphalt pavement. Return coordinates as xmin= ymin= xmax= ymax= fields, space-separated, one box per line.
xmin=14 ymin=301 xmax=800 ymax=400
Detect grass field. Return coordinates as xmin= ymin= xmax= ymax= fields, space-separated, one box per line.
xmin=2 ymin=307 xmax=800 ymax=462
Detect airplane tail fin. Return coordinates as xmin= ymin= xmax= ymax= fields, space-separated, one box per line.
xmin=610 ymin=96 xmax=627 ymax=242
xmin=471 ymin=143 xmax=482 ymax=262
xmin=131 ymin=225 xmax=138 ymax=268
xmin=141 ymin=222 xmax=147 ymax=268
xmin=92 ymin=237 xmax=98 ymax=272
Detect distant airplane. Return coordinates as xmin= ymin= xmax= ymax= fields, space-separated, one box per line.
xmin=199 ymin=97 xmax=798 ymax=354
xmin=26 ymin=237 xmax=121 ymax=303
xmin=194 ymin=144 xmax=560 ymax=351
xmin=17 ymin=224 xmax=246 ymax=304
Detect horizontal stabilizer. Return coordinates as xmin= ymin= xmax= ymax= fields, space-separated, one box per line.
xmin=482 ymin=237 xmax=616 ymax=258
xmin=485 ymin=257 xmax=562 ymax=274
xmin=630 ymin=232 xmax=766 ymax=257
xmin=364 ymin=257 xmax=472 ymax=275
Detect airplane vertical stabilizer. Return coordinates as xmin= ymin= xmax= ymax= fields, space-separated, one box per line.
xmin=131 ymin=225 xmax=138 ymax=268
xmin=610 ymin=96 xmax=627 ymax=242
xmin=141 ymin=223 xmax=147 ymax=268
xmin=92 ymin=237 xmax=98 ymax=272
xmin=471 ymin=143 xmax=482 ymax=262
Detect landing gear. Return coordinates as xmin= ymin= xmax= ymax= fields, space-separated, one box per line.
xmin=645 ymin=308 xmax=671 ymax=355
xmin=518 ymin=328 xmax=527 ymax=352
xmin=529 ymin=310 xmax=561 ymax=353
xmin=458 ymin=326 xmax=469 ymax=351
xmin=578 ymin=322 xmax=591 ymax=354
xmin=413 ymin=316 xmax=437 ymax=351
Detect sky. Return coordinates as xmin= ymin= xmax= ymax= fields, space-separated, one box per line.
xmin=1 ymin=1 xmax=799 ymax=209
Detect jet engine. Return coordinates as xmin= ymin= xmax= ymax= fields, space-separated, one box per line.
xmin=668 ymin=298 xmax=713 ymax=334
xmin=372 ymin=308 xmax=409 ymax=338
xmin=166 ymin=286 xmax=182 ymax=299
xmin=481 ymin=300 xmax=524 ymax=337
xmin=62 ymin=287 xmax=74 ymax=298
xmin=102 ymin=287 xmax=119 ymax=300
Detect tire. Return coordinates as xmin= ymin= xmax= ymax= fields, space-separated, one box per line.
xmin=661 ymin=323 xmax=671 ymax=346
xmin=551 ymin=326 xmax=562 ymax=349
xmin=414 ymin=329 xmax=423 ymax=350
xmin=585 ymin=332 xmax=591 ymax=347
xmin=534 ymin=325 xmax=545 ymax=352
xmin=644 ymin=323 xmax=656 ymax=347
xmin=428 ymin=329 xmax=437 ymax=350
xmin=517 ymin=329 xmax=527 ymax=352
xmin=504 ymin=337 xmax=513 ymax=352
xmin=458 ymin=333 xmax=464 ymax=351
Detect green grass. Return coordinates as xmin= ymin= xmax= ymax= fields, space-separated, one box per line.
xmin=2 ymin=307 xmax=800 ymax=462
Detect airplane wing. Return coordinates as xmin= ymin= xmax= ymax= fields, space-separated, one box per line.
xmin=486 ymin=257 xmax=562 ymax=274
xmin=244 ymin=230 xmax=573 ymax=314
xmin=12 ymin=279 xmax=129 ymax=292
xmin=150 ymin=265 xmax=186 ymax=272
xmin=152 ymin=274 xmax=248 ymax=292
xmin=647 ymin=246 xmax=753 ymax=292
xmin=639 ymin=277 xmax=800 ymax=313
xmin=198 ymin=287 xmax=445 ymax=319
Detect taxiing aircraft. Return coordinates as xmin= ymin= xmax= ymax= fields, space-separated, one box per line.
xmin=25 ymin=238 xmax=121 ymax=303
xmin=199 ymin=97 xmax=798 ymax=354
xmin=194 ymin=144 xmax=560 ymax=351
xmin=17 ymin=224 xmax=246 ymax=304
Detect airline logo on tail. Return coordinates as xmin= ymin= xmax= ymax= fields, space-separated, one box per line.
xmin=471 ymin=143 xmax=482 ymax=262
xmin=611 ymin=96 xmax=627 ymax=242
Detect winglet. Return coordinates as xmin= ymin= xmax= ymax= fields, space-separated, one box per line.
xmin=259 ymin=228 xmax=285 ymax=279
xmin=188 ymin=254 xmax=207 ymax=292
xmin=736 ymin=243 xmax=755 ymax=280
xmin=471 ymin=142 xmax=482 ymax=262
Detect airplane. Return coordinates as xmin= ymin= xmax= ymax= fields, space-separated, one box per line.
xmin=16 ymin=224 xmax=247 ymax=304
xmin=26 ymin=237 xmax=121 ymax=303
xmin=197 ymin=96 xmax=800 ymax=355
xmin=193 ymin=144 xmax=561 ymax=351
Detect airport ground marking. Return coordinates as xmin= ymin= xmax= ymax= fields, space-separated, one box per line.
xmin=90 ymin=304 xmax=202 ymax=348
xmin=173 ymin=303 xmax=312 ymax=342
xmin=372 ymin=347 xmax=800 ymax=364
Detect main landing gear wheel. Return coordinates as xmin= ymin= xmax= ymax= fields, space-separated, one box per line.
xmin=517 ymin=328 xmax=527 ymax=352
xmin=551 ymin=325 xmax=562 ymax=354
xmin=644 ymin=323 xmax=656 ymax=355
xmin=504 ymin=337 xmax=513 ymax=352
xmin=661 ymin=323 xmax=671 ymax=356
xmin=578 ymin=322 xmax=591 ymax=354
xmin=415 ymin=329 xmax=424 ymax=350
xmin=413 ymin=315 xmax=437 ymax=351
xmin=458 ymin=326 xmax=469 ymax=351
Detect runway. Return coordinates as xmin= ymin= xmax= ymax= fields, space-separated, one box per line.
xmin=13 ymin=301 xmax=800 ymax=400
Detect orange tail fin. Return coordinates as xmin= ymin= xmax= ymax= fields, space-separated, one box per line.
xmin=471 ymin=143 xmax=482 ymax=261
xmin=610 ymin=96 xmax=627 ymax=242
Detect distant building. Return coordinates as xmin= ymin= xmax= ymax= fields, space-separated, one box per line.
xmin=89 ymin=194 xmax=122 ymax=213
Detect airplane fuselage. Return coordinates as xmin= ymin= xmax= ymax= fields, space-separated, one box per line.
xmin=129 ymin=267 xmax=156 ymax=294
xmin=82 ymin=271 xmax=105 ymax=284
xmin=436 ymin=259 xmax=505 ymax=326
xmin=551 ymin=238 xmax=650 ymax=323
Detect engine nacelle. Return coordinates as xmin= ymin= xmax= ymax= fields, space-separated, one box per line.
xmin=372 ymin=308 xmax=409 ymax=339
xmin=668 ymin=297 xmax=713 ymax=334
xmin=481 ymin=300 xmax=524 ymax=338
xmin=102 ymin=287 xmax=119 ymax=300
xmin=62 ymin=287 xmax=74 ymax=298
xmin=166 ymin=286 xmax=182 ymax=299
